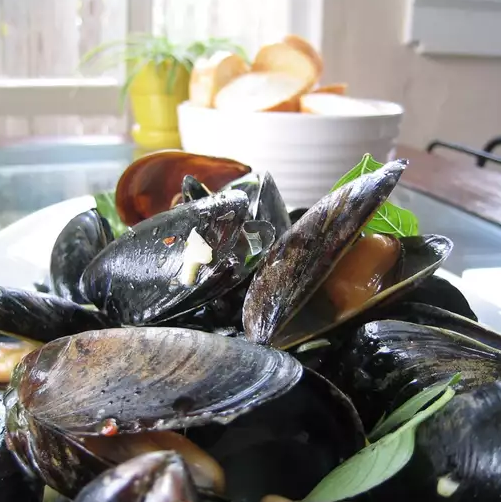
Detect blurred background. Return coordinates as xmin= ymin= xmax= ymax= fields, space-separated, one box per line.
xmin=1 ymin=0 xmax=500 ymax=153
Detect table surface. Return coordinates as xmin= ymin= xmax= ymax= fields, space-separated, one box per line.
xmin=395 ymin=145 xmax=501 ymax=227
xmin=1 ymin=137 xmax=501 ymax=311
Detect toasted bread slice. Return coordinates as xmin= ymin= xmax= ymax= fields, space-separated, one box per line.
xmin=189 ymin=51 xmax=249 ymax=108
xmin=312 ymin=83 xmax=348 ymax=95
xmin=300 ymin=93 xmax=383 ymax=116
xmin=283 ymin=34 xmax=323 ymax=76
xmin=214 ymin=72 xmax=306 ymax=112
xmin=251 ymin=42 xmax=319 ymax=92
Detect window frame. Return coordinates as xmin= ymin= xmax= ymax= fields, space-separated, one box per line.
xmin=0 ymin=0 xmax=324 ymax=122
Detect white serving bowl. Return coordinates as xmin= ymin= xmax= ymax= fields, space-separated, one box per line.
xmin=177 ymin=99 xmax=404 ymax=208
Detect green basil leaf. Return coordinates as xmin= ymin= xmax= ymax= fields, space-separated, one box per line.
xmin=303 ymin=386 xmax=456 ymax=502
xmin=330 ymin=154 xmax=419 ymax=238
xmin=365 ymin=201 xmax=419 ymax=237
xmin=94 ymin=191 xmax=129 ymax=239
xmin=368 ymin=373 xmax=461 ymax=441
xmin=331 ymin=153 xmax=384 ymax=191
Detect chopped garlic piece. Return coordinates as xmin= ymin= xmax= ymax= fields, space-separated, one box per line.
xmin=180 ymin=228 xmax=213 ymax=286
xmin=437 ymin=475 xmax=460 ymax=498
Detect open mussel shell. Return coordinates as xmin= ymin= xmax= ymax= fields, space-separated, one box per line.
xmin=74 ymin=451 xmax=200 ymax=502
xmin=367 ymin=381 xmax=501 ymax=501
xmin=188 ymin=368 xmax=365 ymax=502
xmin=311 ymin=319 xmax=501 ymax=429
xmin=0 ymin=286 xmax=113 ymax=344
xmin=372 ymin=301 xmax=501 ymax=349
xmin=251 ymin=172 xmax=291 ymax=240
xmin=50 ymin=209 xmax=114 ymax=304
xmin=115 ymin=150 xmax=251 ymax=226
xmin=392 ymin=273 xmax=478 ymax=321
xmin=182 ymin=175 xmax=212 ymax=203
xmin=243 ymin=160 xmax=407 ymax=347
xmin=273 ymin=234 xmax=453 ymax=349
xmin=81 ymin=190 xmax=273 ymax=325
xmin=6 ymin=327 xmax=302 ymax=435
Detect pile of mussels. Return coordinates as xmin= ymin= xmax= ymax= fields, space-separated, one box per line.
xmin=0 ymin=151 xmax=500 ymax=502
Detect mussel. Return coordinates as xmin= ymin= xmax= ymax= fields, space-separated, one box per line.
xmin=50 ymin=209 xmax=114 ymax=303
xmin=363 ymin=381 xmax=501 ymax=501
xmin=115 ymin=151 xmax=251 ymax=226
xmin=2 ymin=150 xmax=501 ymax=502
xmin=4 ymin=326 xmax=363 ymax=501
xmin=74 ymin=451 xmax=200 ymax=502
xmin=81 ymin=190 xmax=275 ymax=325
xmin=306 ymin=318 xmax=501 ymax=429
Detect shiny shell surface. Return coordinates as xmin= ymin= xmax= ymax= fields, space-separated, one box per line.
xmin=9 ymin=327 xmax=303 ymax=435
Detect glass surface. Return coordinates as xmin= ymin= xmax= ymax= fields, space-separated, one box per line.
xmin=1 ymin=140 xmax=501 ymax=310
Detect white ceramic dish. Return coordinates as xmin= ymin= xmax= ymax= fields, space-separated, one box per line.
xmin=177 ymin=100 xmax=404 ymax=209
xmin=1 ymin=196 xmax=501 ymax=331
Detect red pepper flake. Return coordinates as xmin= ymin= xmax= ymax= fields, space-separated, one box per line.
xmin=99 ymin=418 xmax=119 ymax=436
xmin=163 ymin=236 xmax=177 ymax=246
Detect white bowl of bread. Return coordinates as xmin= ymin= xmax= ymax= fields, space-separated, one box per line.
xmin=178 ymin=35 xmax=403 ymax=208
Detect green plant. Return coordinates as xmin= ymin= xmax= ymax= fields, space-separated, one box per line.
xmin=80 ymin=33 xmax=248 ymax=106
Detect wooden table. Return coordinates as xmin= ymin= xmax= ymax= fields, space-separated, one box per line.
xmin=394 ymin=145 xmax=501 ymax=227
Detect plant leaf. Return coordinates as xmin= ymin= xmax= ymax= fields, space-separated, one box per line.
xmin=368 ymin=373 xmax=461 ymax=441
xmin=365 ymin=201 xmax=419 ymax=237
xmin=94 ymin=192 xmax=129 ymax=239
xmin=303 ymin=386 xmax=456 ymax=502
xmin=330 ymin=154 xmax=419 ymax=238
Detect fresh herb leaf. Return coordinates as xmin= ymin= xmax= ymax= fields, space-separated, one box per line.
xmin=331 ymin=153 xmax=419 ymax=238
xmin=303 ymin=386 xmax=456 ymax=502
xmin=369 ymin=372 xmax=461 ymax=441
xmin=94 ymin=192 xmax=129 ymax=239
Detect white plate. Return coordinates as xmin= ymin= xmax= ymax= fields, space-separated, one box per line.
xmin=1 ymin=196 xmax=501 ymax=331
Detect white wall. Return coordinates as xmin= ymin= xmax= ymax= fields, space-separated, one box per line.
xmin=320 ymin=0 xmax=501 ymax=152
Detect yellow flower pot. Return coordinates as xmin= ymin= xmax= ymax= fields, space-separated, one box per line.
xmin=129 ymin=61 xmax=190 ymax=150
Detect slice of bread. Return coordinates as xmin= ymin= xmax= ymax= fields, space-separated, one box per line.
xmin=251 ymin=42 xmax=319 ymax=93
xmin=214 ymin=72 xmax=306 ymax=112
xmin=300 ymin=93 xmax=383 ymax=116
xmin=312 ymin=83 xmax=348 ymax=96
xmin=189 ymin=51 xmax=249 ymax=108
xmin=283 ymin=34 xmax=323 ymax=77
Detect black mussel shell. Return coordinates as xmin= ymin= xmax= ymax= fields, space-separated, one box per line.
xmin=182 ymin=175 xmax=212 ymax=203
xmin=50 ymin=209 xmax=114 ymax=304
xmin=288 ymin=207 xmax=309 ymax=225
xmin=0 ymin=396 xmax=43 ymax=502
xmin=220 ymin=173 xmax=261 ymax=211
xmin=273 ymin=234 xmax=452 ymax=349
xmin=310 ymin=319 xmax=501 ymax=429
xmin=74 ymin=451 xmax=199 ymax=502
xmin=365 ymin=381 xmax=501 ymax=502
xmin=4 ymin=411 xmax=110 ymax=499
xmin=243 ymin=160 xmax=406 ymax=347
xmin=81 ymin=190 xmax=250 ymax=325
xmin=187 ymin=369 xmax=365 ymax=502
xmin=0 ymin=287 xmax=113 ymax=344
xmin=6 ymin=327 xmax=302 ymax=435
xmin=394 ymin=274 xmax=478 ymax=321
xmin=252 ymin=172 xmax=291 ymax=240
xmin=371 ymin=302 xmax=501 ymax=349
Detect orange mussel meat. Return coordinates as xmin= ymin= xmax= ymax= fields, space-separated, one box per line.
xmin=115 ymin=150 xmax=251 ymax=226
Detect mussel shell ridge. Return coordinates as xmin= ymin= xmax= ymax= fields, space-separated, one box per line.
xmin=7 ymin=327 xmax=302 ymax=435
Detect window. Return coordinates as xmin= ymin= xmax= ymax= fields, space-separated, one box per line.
xmin=0 ymin=0 xmax=322 ymax=140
